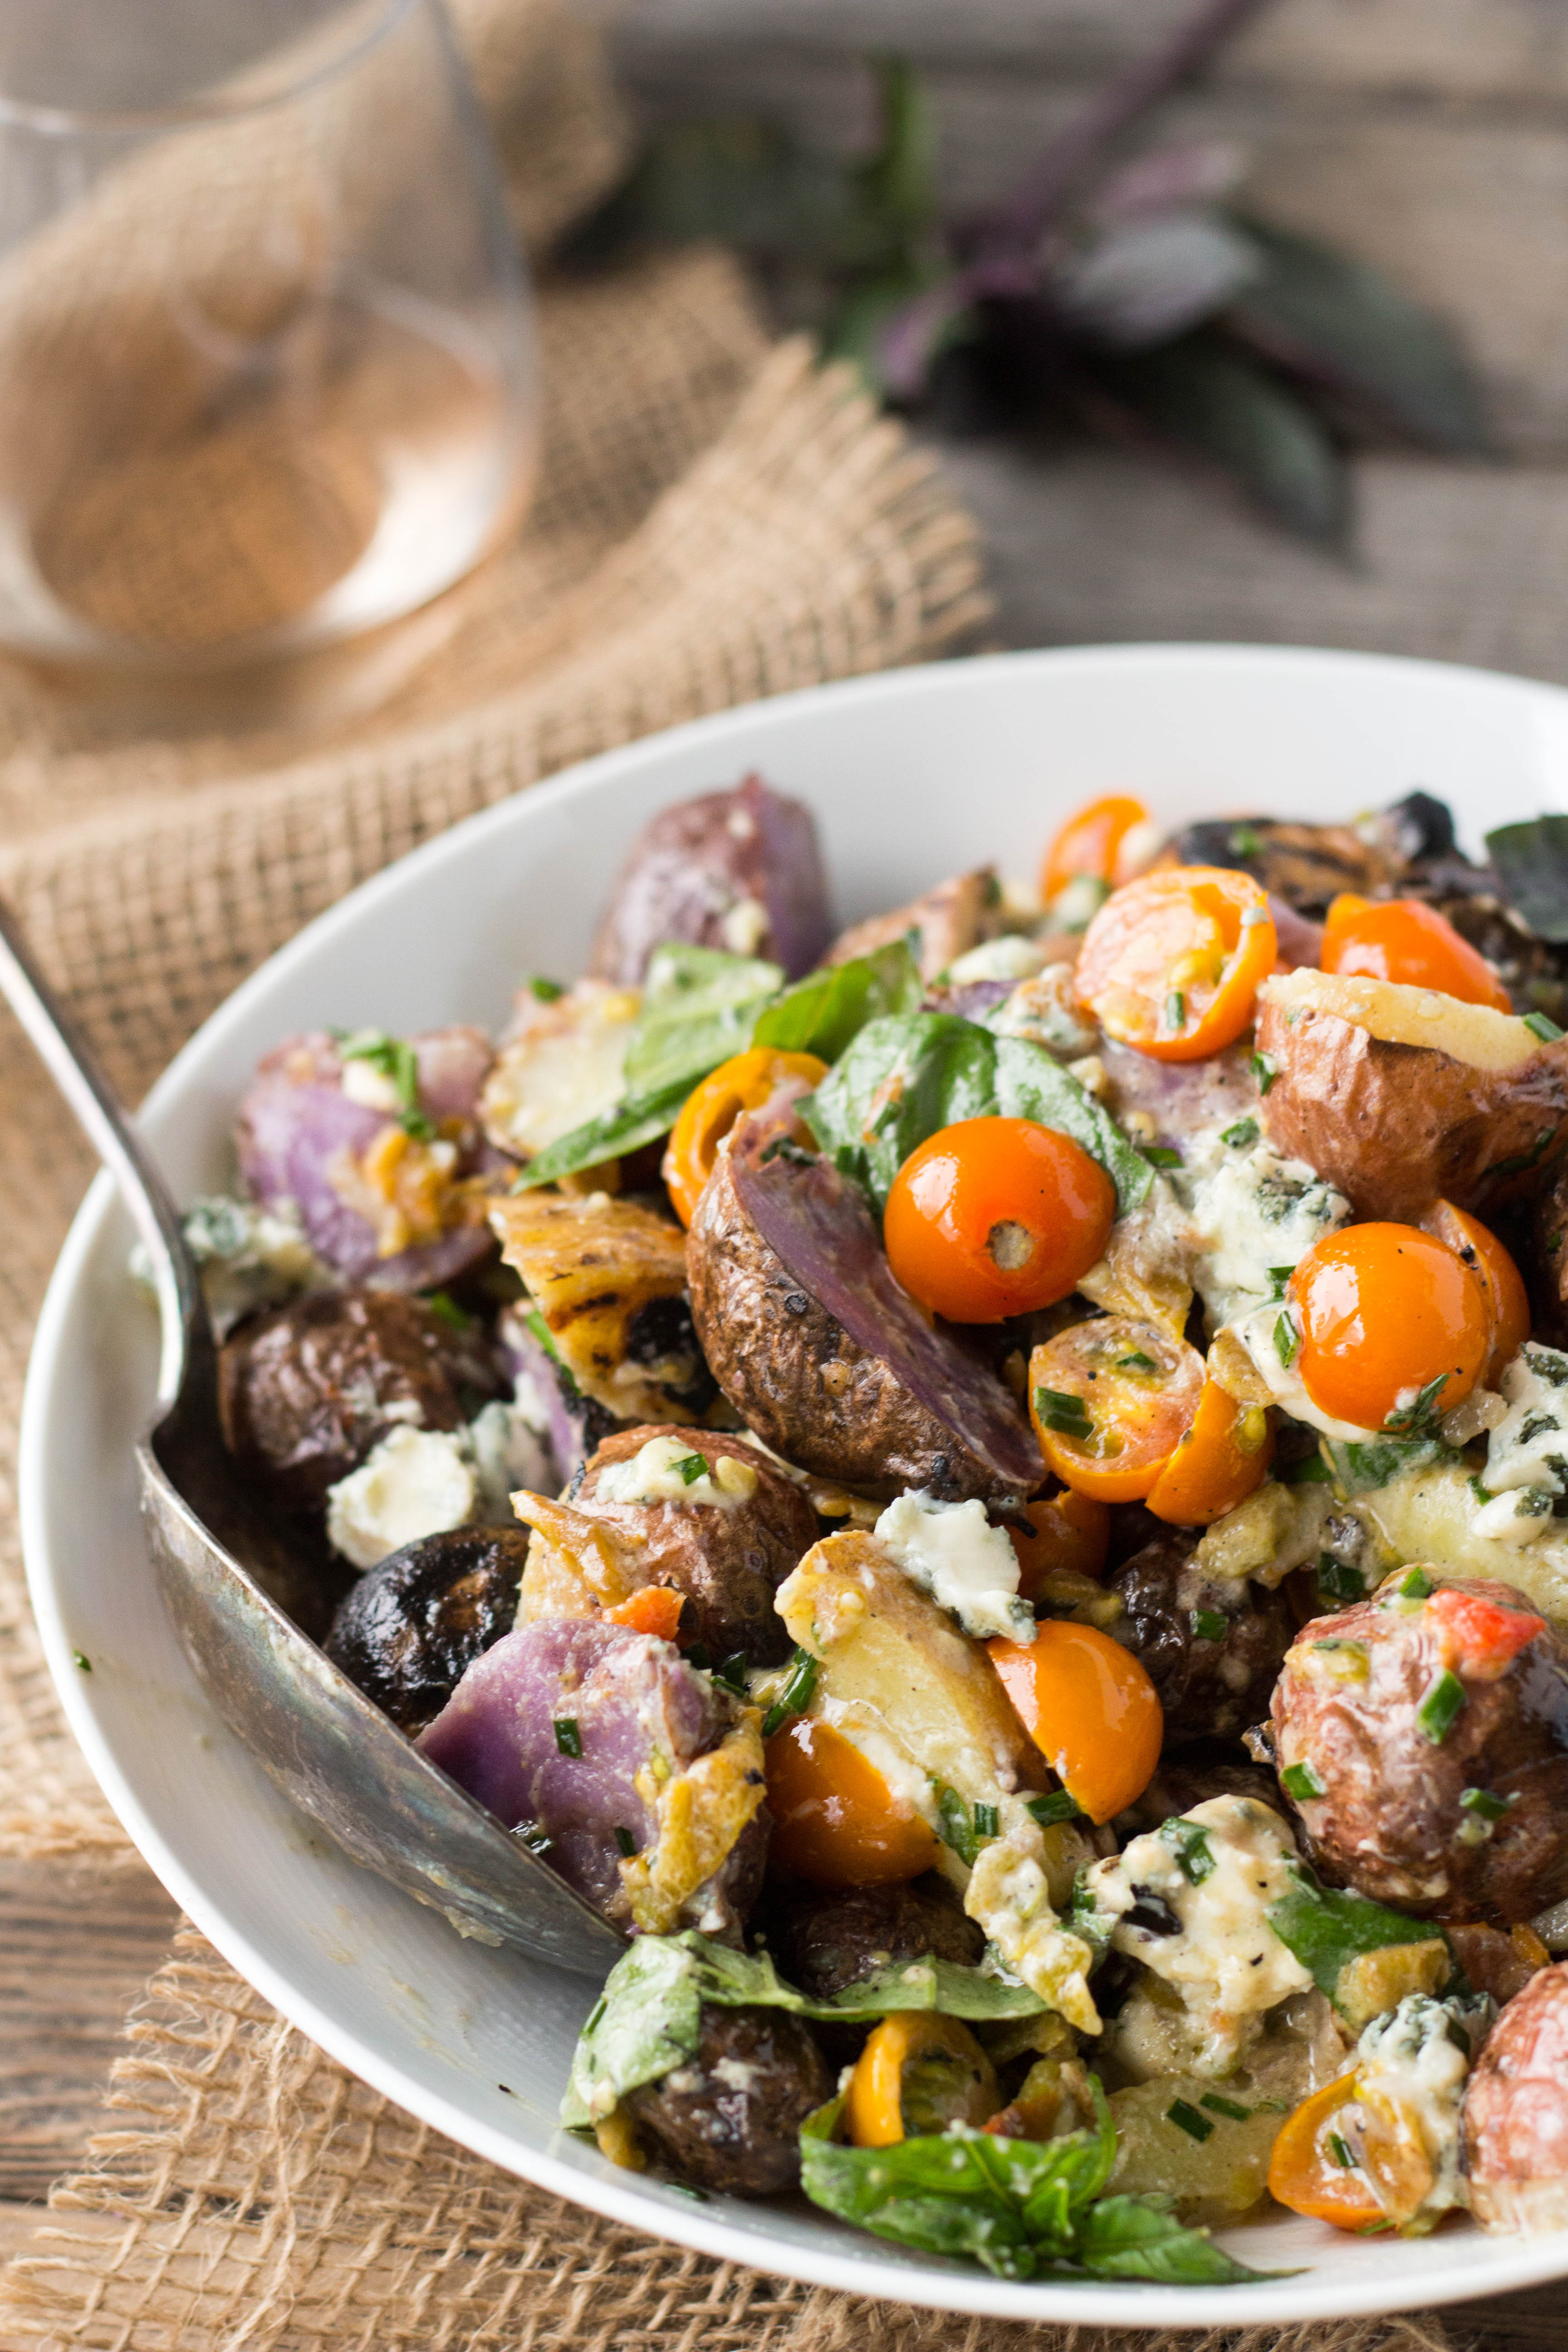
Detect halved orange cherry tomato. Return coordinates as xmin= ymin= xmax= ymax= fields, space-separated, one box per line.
xmin=1146 ymin=1379 xmax=1275 ymax=1526
xmin=1029 ymin=1315 xmax=1206 ymax=1501
xmin=884 ymin=1117 xmax=1116 ymax=1323
xmin=1419 ymin=1199 xmax=1530 ymax=1387
xmin=1322 ymin=893 xmax=1512 ymax=1013
xmin=1042 ymin=794 xmax=1151 ymax=904
xmin=1289 ymin=1223 xmax=1490 ymax=1433
xmin=1007 ymin=1489 xmax=1110 ymax=1600
xmin=847 ymin=2013 xmax=1000 ymax=2147
xmin=604 ymin=1586 xmax=684 ymax=1642
xmin=988 ymin=1619 xmax=1162 ymax=1823
xmin=663 ymin=1046 xmax=828 ymax=1226
xmin=765 ymin=1716 xmax=941 ymax=1888
xmin=1074 ymin=867 xmax=1277 ymax=1062
xmin=1268 ymin=2077 xmax=1384 ymax=2230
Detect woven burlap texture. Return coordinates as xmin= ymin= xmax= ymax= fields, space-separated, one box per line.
xmin=0 ymin=1930 xmax=1461 ymax=2352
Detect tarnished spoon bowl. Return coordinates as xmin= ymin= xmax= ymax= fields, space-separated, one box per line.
xmin=0 ymin=894 xmax=622 ymax=1974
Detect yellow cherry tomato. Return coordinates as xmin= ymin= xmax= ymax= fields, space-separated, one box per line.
xmin=1146 ymin=1379 xmax=1274 ymax=1526
xmin=662 ymin=1046 xmax=827 ymax=1226
xmin=1029 ymin=1316 xmax=1205 ymax=1502
xmin=846 ymin=2012 xmax=1000 ymax=2147
xmin=987 ymin=1619 xmax=1163 ymax=1824
xmin=1074 ymin=866 xmax=1276 ymax=1062
xmin=765 ymin=1716 xmax=941 ymax=1888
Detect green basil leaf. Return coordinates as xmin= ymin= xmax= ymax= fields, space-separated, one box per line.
xmin=1485 ymin=817 xmax=1568 ymax=945
xmin=752 ymin=937 xmax=922 ymax=1061
xmin=1092 ymin=333 xmax=1348 ymax=545
xmin=562 ymin=1932 xmax=1045 ymax=2130
xmin=1265 ymin=1863 xmax=1449 ymax=2017
xmin=1323 ymin=1435 xmax=1453 ymax=1493
xmin=1229 ymin=219 xmax=1486 ymax=456
xmin=512 ymin=1078 xmax=694 ymax=1189
xmin=1076 ymin=2194 xmax=1291 ymax=2283
xmin=807 ymin=1012 xmax=1153 ymax=1216
xmin=623 ymin=944 xmax=783 ymax=1097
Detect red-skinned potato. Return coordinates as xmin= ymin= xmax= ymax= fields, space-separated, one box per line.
xmin=1462 ymin=1962 xmax=1568 ymax=2233
xmin=1256 ymin=968 xmax=1568 ymax=1223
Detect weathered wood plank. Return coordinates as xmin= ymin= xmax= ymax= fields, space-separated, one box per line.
xmin=613 ymin=0 xmax=1568 ymax=107
xmin=0 ymin=1857 xmax=178 ymax=2204
xmin=934 ymin=437 xmax=1568 ymax=688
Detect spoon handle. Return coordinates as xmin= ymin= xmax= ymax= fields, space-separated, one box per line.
xmin=0 ymin=892 xmax=204 ymax=1404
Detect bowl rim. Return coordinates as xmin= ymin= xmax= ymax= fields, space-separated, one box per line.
xmin=22 ymin=640 xmax=1568 ymax=2327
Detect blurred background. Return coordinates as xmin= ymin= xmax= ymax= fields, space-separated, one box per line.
xmin=598 ymin=0 xmax=1568 ymax=680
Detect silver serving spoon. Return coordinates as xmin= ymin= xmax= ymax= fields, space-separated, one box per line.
xmin=0 ymin=894 xmax=621 ymax=1974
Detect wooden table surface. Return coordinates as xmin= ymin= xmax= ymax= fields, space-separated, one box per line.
xmin=5 ymin=3 xmax=1568 ymax=2341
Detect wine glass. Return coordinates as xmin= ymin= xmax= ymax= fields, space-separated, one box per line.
xmin=0 ymin=0 xmax=537 ymax=695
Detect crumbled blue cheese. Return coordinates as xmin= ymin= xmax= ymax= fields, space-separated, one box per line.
xmin=1470 ymin=1484 xmax=1555 ymax=1547
xmin=983 ymin=962 xmax=1099 ymax=1057
xmin=948 ymin=934 xmax=1050 ymax=986
xmin=593 ymin=1432 xmax=758 ymax=1511
xmin=466 ymin=1400 xmax=554 ymax=1519
xmin=874 ymin=1490 xmax=1034 ymax=1641
xmin=130 ymin=1194 xmax=325 ymax=1338
xmin=1185 ymin=1138 xmax=1352 ymax=1328
xmin=325 ymin=1426 xmax=476 ymax=1569
xmin=1485 ymin=1344 xmax=1568 ymax=1500
xmin=1351 ymin=1993 xmax=1494 ymax=2228
xmin=1080 ymin=1796 xmax=1312 ymax=2071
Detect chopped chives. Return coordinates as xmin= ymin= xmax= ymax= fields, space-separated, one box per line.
xmin=1221 ymin=1117 xmax=1260 ymax=1148
xmin=1416 ymin=1669 xmax=1467 ymax=1745
xmin=1166 ymin=2099 xmax=1214 ymax=2142
xmin=1328 ymin=2133 xmax=1357 ymax=2171
xmin=673 ymin=1451 xmax=709 ymax=1485
xmin=1251 ymin=1049 xmax=1279 ymax=1095
xmin=1459 ymin=1786 xmax=1517 ymax=1822
xmin=1027 ymin=1791 xmax=1082 ymax=1828
xmin=1280 ymin=1760 xmax=1326 ymax=1801
xmin=1525 ymin=1010 xmax=1565 ymax=1043
xmin=1165 ymin=990 xmax=1186 ymax=1033
xmin=1034 ymin=1385 xmax=1093 ymax=1440
xmin=613 ymin=1826 xmax=636 ymax=1857
xmin=1200 ymin=2094 xmax=1251 ymax=2122
xmin=1317 ymin=1556 xmax=1365 ymax=1606
xmin=1142 ymin=1145 xmax=1183 ymax=1168
xmin=1397 ymin=1566 xmax=1433 ymax=1600
xmin=1190 ymin=1608 xmax=1229 ymax=1644
xmin=1117 ymin=1350 xmax=1158 ymax=1371
xmin=973 ymin=1802 xmax=1000 ymax=1840
xmin=553 ymin=1718 xmax=582 ymax=1758
xmin=761 ymin=1646 xmax=818 ymax=1739
xmin=713 ymin=1651 xmax=749 ymax=1696
xmin=1274 ymin=1311 xmax=1300 ymax=1369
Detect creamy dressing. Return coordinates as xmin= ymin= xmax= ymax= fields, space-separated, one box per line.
xmin=873 ymin=1490 xmax=1033 ymax=1641
xmin=983 ymin=963 xmax=1099 ymax=1057
xmin=1352 ymin=1993 xmax=1494 ymax=2225
xmin=964 ymin=1804 xmax=1101 ymax=2034
xmin=593 ymin=1433 xmax=758 ymax=1511
xmin=948 ymin=934 xmax=1049 ymax=985
xmin=1081 ymin=1796 xmax=1312 ymax=2072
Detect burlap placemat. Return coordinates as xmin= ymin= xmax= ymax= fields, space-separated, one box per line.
xmin=0 ymin=5 xmax=1471 ymax=2343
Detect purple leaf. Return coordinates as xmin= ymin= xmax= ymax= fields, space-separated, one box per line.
xmin=1055 ymin=214 xmax=1261 ymax=350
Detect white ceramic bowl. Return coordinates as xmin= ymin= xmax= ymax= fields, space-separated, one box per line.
xmin=23 ymin=646 xmax=1568 ymax=2328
